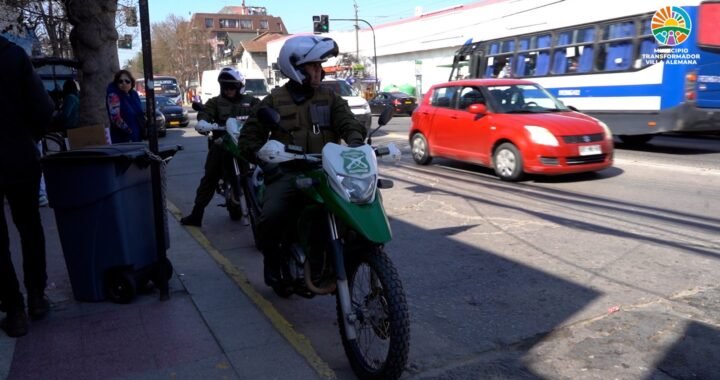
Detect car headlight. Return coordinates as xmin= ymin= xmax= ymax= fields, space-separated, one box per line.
xmin=524 ymin=125 xmax=559 ymax=146
xmin=598 ymin=120 xmax=613 ymax=140
xmin=336 ymin=174 xmax=376 ymax=203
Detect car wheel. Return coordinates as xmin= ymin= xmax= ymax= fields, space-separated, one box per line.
xmin=411 ymin=133 xmax=433 ymax=165
xmin=493 ymin=142 xmax=524 ymax=181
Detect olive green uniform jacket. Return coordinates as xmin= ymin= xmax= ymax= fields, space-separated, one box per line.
xmin=198 ymin=93 xmax=260 ymax=127
xmin=239 ymin=84 xmax=366 ymax=162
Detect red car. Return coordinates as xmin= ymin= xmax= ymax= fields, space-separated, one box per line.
xmin=409 ymin=79 xmax=614 ymax=181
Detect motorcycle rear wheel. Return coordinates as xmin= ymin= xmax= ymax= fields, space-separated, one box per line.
xmin=337 ymin=246 xmax=410 ymax=380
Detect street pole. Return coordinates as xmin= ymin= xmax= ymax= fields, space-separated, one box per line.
xmin=330 ymin=18 xmax=378 ymax=93
xmin=139 ymin=0 xmax=171 ymax=301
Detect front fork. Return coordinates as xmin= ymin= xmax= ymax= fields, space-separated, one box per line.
xmin=328 ymin=212 xmax=358 ymax=340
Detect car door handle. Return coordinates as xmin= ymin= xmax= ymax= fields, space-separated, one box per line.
xmin=450 ymin=116 xmax=458 ymax=119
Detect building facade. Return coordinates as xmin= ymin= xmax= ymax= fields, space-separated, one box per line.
xmin=190 ymin=4 xmax=287 ymax=69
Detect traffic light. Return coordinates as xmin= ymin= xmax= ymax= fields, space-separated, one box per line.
xmin=124 ymin=6 xmax=138 ymax=27
xmin=117 ymin=34 xmax=132 ymax=49
xmin=313 ymin=14 xmax=329 ymax=34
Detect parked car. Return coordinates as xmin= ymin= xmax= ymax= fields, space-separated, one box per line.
xmin=409 ymin=79 xmax=614 ymax=181
xmin=154 ymin=95 xmax=189 ymax=128
xmin=320 ymin=78 xmax=372 ymax=131
xmin=139 ymin=97 xmax=167 ymax=137
xmin=369 ymin=91 xmax=417 ymax=116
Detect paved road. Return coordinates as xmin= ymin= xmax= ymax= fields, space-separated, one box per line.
xmin=164 ymin=115 xmax=720 ymax=379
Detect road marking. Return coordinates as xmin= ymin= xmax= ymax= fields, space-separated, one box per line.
xmin=166 ymin=201 xmax=337 ymax=380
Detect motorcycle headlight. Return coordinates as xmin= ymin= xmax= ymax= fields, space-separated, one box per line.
xmin=524 ymin=125 xmax=559 ymax=146
xmin=336 ymin=174 xmax=376 ymax=204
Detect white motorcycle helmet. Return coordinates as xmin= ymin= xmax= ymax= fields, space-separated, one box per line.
xmin=218 ymin=67 xmax=245 ymax=93
xmin=278 ymin=35 xmax=339 ymax=85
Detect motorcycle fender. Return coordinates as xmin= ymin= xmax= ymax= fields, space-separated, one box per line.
xmin=317 ymin=182 xmax=392 ymax=244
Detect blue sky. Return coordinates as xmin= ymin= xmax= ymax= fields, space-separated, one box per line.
xmin=119 ymin=0 xmax=478 ymax=65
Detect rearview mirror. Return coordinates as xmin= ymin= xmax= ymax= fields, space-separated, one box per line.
xmin=378 ymin=106 xmax=395 ymax=127
xmin=467 ymin=103 xmax=487 ymax=115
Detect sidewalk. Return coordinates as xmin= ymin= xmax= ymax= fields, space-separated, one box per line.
xmin=0 ymin=201 xmax=325 ymax=380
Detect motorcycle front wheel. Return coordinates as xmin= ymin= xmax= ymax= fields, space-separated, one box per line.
xmin=337 ymin=246 xmax=410 ymax=380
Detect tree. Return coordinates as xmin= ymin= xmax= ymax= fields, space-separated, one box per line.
xmin=146 ymin=14 xmax=213 ymax=88
xmin=63 ymin=0 xmax=120 ymax=127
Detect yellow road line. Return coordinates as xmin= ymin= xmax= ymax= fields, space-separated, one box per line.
xmin=166 ymin=201 xmax=337 ymax=380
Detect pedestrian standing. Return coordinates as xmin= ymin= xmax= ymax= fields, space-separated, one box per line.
xmin=0 ymin=35 xmax=55 ymax=337
xmin=106 ymin=70 xmax=144 ymax=143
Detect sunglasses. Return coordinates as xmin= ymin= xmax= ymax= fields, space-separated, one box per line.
xmin=118 ymin=79 xmax=132 ymax=84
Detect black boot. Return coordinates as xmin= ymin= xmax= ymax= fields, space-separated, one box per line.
xmin=27 ymin=290 xmax=50 ymax=320
xmin=180 ymin=207 xmax=204 ymax=227
xmin=1 ymin=308 xmax=28 ymax=338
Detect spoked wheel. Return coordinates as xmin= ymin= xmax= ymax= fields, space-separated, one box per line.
xmin=337 ymin=246 xmax=409 ymax=380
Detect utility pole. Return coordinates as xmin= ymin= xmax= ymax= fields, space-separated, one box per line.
xmin=354 ymin=1 xmax=359 ymax=61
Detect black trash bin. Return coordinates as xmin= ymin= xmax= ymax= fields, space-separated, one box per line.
xmin=42 ymin=142 xmax=178 ymax=303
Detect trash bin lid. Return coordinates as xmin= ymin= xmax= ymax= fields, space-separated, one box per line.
xmin=42 ymin=143 xmax=180 ymax=163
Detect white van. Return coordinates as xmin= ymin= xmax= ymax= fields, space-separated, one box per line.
xmin=200 ymin=69 xmax=270 ymax=101
xmin=320 ymin=78 xmax=372 ymax=131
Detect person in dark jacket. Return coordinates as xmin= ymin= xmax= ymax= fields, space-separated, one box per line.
xmin=59 ymin=79 xmax=80 ymax=130
xmin=238 ymin=36 xmax=366 ymax=287
xmin=106 ymin=70 xmax=144 ymax=143
xmin=0 ymin=35 xmax=55 ymax=338
xmin=180 ymin=67 xmax=260 ymax=227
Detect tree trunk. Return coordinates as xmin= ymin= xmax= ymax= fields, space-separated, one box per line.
xmin=64 ymin=0 xmax=118 ymax=127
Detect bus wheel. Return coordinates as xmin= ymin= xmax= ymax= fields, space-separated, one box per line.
xmin=619 ymin=135 xmax=653 ymax=145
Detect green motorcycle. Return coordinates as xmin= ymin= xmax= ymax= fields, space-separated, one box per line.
xmin=256 ymin=107 xmax=409 ymax=380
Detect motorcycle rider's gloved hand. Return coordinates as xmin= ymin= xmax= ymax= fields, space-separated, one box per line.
xmin=195 ymin=120 xmax=218 ymax=134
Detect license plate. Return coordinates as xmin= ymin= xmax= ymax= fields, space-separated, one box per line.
xmin=579 ymin=144 xmax=601 ymax=156
xmin=404 ymin=100 xmax=412 ymax=104
xmin=169 ymin=121 xmax=180 ymax=126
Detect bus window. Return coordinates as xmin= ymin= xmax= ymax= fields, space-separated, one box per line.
xmin=552 ymin=27 xmax=595 ymax=74
xmin=698 ymin=1 xmax=720 ymax=50
xmin=551 ymin=31 xmax=572 ymax=74
xmin=485 ymin=39 xmax=514 ymax=78
xmin=597 ymin=21 xmax=635 ymax=71
xmin=636 ymin=17 xmax=657 ymax=68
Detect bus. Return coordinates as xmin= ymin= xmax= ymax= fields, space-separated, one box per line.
xmin=135 ymin=76 xmax=183 ymax=106
xmin=448 ymin=0 xmax=720 ymax=144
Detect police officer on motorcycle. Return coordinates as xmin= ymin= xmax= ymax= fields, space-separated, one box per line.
xmin=181 ymin=67 xmax=260 ymax=226
xmin=239 ymin=36 xmax=367 ymax=286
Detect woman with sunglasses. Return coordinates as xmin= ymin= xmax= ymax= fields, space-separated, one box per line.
xmin=106 ymin=69 xmax=144 ymax=143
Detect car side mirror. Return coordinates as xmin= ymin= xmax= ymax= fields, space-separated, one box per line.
xmin=467 ymin=103 xmax=487 ymax=115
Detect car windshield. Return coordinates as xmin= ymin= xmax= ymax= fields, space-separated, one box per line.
xmin=155 ymin=96 xmax=176 ymax=107
xmin=486 ymin=84 xmax=568 ymax=113
xmin=245 ymin=79 xmax=269 ymax=95
xmin=321 ymin=80 xmax=358 ymax=97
